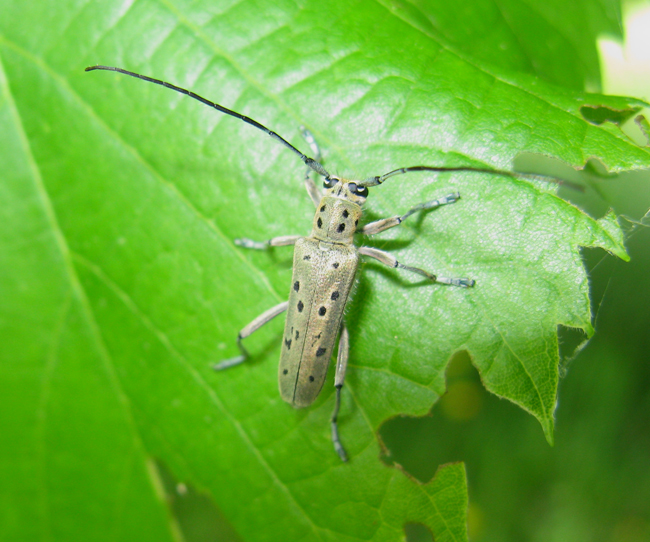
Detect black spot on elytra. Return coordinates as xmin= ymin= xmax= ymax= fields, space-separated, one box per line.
xmin=331 ymin=291 xmax=340 ymax=300
xmin=317 ymin=217 xmax=323 ymax=228
xmin=309 ymin=375 xmax=315 ymax=382
xmin=316 ymin=347 xmax=327 ymax=357
xmin=337 ymin=223 xmax=346 ymax=233
xmin=318 ymin=306 xmax=327 ymax=316
xmin=320 ymin=205 xmax=326 ymax=212
xmin=293 ymin=281 xmax=300 ymax=292
xmin=343 ymin=209 xmax=349 ymax=218
xmin=332 ymin=262 xmax=339 ymax=269
xmin=355 ymin=219 xmax=358 ymax=226
xmin=284 ymin=338 xmax=292 ymax=350
xmin=283 ymin=369 xmax=288 ymax=375
xmin=297 ymin=300 xmax=304 ymax=312
xmin=295 ymin=330 xmax=299 ymax=340
xmin=303 ymin=255 xmax=311 ymax=260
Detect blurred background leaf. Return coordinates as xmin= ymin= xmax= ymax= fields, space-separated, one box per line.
xmin=1 ymin=0 xmax=649 ymax=541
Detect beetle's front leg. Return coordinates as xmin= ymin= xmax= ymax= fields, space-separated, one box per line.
xmin=361 ymin=192 xmax=460 ymax=236
xmin=359 ymin=246 xmax=474 ymax=287
xmin=214 ymin=301 xmax=289 ymax=370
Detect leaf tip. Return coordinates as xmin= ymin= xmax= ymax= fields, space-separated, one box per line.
xmin=541 ymin=417 xmax=555 ymax=446
xmin=596 ymin=209 xmax=630 ymax=261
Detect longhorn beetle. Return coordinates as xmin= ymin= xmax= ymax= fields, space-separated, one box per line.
xmin=86 ymin=65 xmax=546 ymax=462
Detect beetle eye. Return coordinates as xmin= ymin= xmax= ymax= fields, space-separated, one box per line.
xmin=323 ymin=177 xmax=337 ymax=189
xmin=348 ymin=183 xmax=369 ymax=197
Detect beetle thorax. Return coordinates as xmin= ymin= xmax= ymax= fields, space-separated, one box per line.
xmin=310 ymin=196 xmax=362 ymax=244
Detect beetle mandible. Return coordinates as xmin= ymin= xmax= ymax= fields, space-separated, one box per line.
xmin=87 ymin=65 xmax=525 ymax=461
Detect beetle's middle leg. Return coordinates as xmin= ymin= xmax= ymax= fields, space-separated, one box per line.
xmin=359 ymin=246 xmax=474 ymax=287
xmin=234 ymin=235 xmax=301 ymax=250
xmin=213 ymin=301 xmax=289 ymax=370
xmin=331 ymin=322 xmax=350 ymax=462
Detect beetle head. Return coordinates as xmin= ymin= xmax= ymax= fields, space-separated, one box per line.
xmin=323 ymin=177 xmax=368 ymax=205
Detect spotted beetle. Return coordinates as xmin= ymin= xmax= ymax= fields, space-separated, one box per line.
xmin=87 ymin=65 xmax=537 ymax=461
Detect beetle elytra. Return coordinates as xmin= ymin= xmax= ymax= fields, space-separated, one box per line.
xmin=87 ymin=65 xmax=532 ymax=461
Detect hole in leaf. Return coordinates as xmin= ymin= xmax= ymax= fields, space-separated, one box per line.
xmin=155 ymin=459 xmax=243 ymax=542
xmin=379 ymin=351 xmax=488 ymax=483
xmin=513 ymin=152 xmax=607 ymax=192
xmin=634 ymin=114 xmax=650 ymax=146
xmin=514 ymin=153 xmax=650 ymax=221
xmin=579 ymin=105 xmax=639 ymax=126
xmin=580 ymin=105 xmax=650 ymax=146
xmin=404 ymin=522 xmax=434 ymax=542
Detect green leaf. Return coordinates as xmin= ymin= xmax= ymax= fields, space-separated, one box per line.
xmin=0 ymin=55 xmax=175 ymax=542
xmin=386 ymin=0 xmax=623 ymax=90
xmin=0 ymin=1 xmax=647 ymax=541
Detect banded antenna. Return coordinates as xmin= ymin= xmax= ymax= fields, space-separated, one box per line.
xmin=359 ymin=165 xmax=580 ymax=189
xmin=86 ymin=65 xmax=576 ymax=191
xmin=85 ymin=65 xmax=331 ymax=179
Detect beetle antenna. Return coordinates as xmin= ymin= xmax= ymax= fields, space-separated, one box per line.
xmin=85 ymin=65 xmax=331 ymax=179
xmin=359 ymin=165 xmax=584 ymax=191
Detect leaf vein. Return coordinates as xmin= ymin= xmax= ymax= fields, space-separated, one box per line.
xmin=72 ymin=252 xmax=327 ymax=542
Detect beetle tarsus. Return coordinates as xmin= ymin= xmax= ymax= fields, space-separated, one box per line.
xmin=213 ymin=355 xmax=246 ymax=370
xmin=331 ymin=386 xmax=348 ymax=462
xmin=235 ymin=238 xmax=269 ymax=250
xmin=436 ymin=277 xmax=475 ymax=288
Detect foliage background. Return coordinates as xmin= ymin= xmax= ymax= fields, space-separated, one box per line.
xmin=1 ymin=0 xmax=649 ymax=541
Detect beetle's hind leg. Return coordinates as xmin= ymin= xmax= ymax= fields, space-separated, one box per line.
xmin=331 ymin=323 xmax=350 ymax=462
xmin=213 ymin=301 xmax=289 ymax=370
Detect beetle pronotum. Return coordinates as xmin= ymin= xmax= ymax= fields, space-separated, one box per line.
xmin=87 ymin=65 xmax=541 ymax=461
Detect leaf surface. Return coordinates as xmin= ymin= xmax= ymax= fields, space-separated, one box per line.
xmin=386 ymin=0 xmax=622 ymax=90
xmin=0 ymin=0 xmax=646 ymax=541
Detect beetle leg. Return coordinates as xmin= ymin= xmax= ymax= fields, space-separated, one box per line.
xmin=331 ymin=322 xmax=350 ymax=462
xmin=360 ymin=192 xmax=460 ymax=236
xmin=213 ymin=301 xmax=289 ymax=370
xmin=234 ymin=235 xmax=301 ymax=250
xmin=300 ymin=126 xmax=323 ymax=207
xmin=359 ymin=246 xmax=474 ymax=287
xmin=304 ymin=172 xmax=322 ymax=208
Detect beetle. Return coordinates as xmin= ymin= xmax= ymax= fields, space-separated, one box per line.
xmin=86 ymin=65 xmax=534 ymax=461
